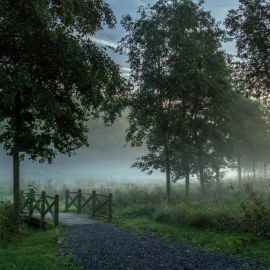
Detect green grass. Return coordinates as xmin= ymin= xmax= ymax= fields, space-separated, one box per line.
xmin=0 ymin=228 xmax=72 ymax=270
xmin=114 ymin=212 xmax=270 ymax=267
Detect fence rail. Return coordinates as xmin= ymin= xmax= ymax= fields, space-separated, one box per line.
xmin=65 ymin=189 xmax=112 ymax=220
xmin=20 ymin=190 xmax=59 ymax=227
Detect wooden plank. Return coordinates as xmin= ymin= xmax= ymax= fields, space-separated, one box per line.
xmin=94 ymin=199 xmax=108 ymax=213
xmin=108 ymin=193 xmax=112 ymax=221
xmin=81 ymin=195 xmax=92 ymax=209
xmin=65 ymin=190 xmax=69 ymax=211
xmin=92 ymin=191 xmax=96 ymax=217
xmin=43 ymin=199 xmax=55 ymax=216
xmin=77 ymin=189 xmax=82 ymax=214
xmin=67 ymin=193 xmax=79 ymax=210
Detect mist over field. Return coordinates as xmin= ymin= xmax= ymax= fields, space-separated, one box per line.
xmin=0 ymin=114 xmax=240 ymax=184
xmin=0 ymin=117 xmax=163 ymax=183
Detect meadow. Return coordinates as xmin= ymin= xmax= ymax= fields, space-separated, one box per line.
xmin=1 ymin=177 xmax=270 ymax=268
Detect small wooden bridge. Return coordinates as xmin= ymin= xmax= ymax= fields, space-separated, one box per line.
xmin=20 ymin=189 xmax=112 ymax=228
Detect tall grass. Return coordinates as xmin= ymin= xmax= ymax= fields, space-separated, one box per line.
xmin=1 ymin=177 xmax=270 ymax=237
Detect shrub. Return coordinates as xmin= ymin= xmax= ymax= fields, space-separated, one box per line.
xmin=240 ymin=187 xmax=270 ymax=238
xmin=0 ymin=201 xmax=23 ymax=245
xmin=117 ymin=204 xmax=156 ymax=218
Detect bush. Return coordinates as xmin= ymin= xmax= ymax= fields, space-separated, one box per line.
xmin=118 ymin=204 xmax=156 ymax=218
xmin=117 ymin=201 xmax=241 ymax=233
xmin=0 ymin=201 xmax=23 ymax=245
xmin=240 ymin=188 xmax=270 ymax=238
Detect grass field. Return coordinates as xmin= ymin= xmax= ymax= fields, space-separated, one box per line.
xmin=0 ymin=228 xmax=73 ymax=270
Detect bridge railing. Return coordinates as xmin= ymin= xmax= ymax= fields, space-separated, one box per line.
xmin=65 ymin=189 xmax=112 ymax=220
xmin=20 ymin=190 xmax=59 ymax=227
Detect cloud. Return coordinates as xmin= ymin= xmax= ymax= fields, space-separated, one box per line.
xmin=91 ymin=37 xmax=118 ymax=49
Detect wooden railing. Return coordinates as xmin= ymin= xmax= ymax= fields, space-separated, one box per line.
xmin=20 ymin=190 xmax=59 ymax=227
xmin=65 ymin=189 xmax=112 ymax=220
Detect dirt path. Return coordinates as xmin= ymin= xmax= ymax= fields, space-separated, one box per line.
xmin=59 ymin=222 xmax=268 ymax=270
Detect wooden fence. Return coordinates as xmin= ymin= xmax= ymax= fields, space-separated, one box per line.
xmin=20 ymin=190 xmax=59 ymax=227
xmin=65 ymin=190 xmax=112 ymax=220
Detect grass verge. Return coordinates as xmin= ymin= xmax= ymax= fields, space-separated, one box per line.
xmin=114 ymin=212 xmax=270 ymax=267
xmin=0 ymin=228 xmax=71 ymax=270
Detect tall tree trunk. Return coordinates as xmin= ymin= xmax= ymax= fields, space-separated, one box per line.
xmin=199 ymin=166 xmax=206 ymax=196
xmin=252 ymin=160 xmax=256 ymax=181
xmin=13 ymin=151 xmax=20 ymax=225
xmin=164 ymin=138 xmax=171 ymax=203
xmin=165 ymin=162 xmax=171 ymax=202
xmin=237 ymin=155 xmax=242 ymax=187
xmin=216 ymin=165 xmax=221 ymax=193
xmin=13 ymin=91 xmax=21 ymax=225
xmin=185 ymin=170 xmax=190 ymax=201
xmin=264 ymin=161 xmax=267 ymax=180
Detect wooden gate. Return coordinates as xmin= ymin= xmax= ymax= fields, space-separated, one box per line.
xmin=65 ymin=190 xmax=112 ymax=220
xmin=20 ymin=189 xmax=59 ymax=227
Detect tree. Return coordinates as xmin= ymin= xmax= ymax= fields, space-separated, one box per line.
xmin=120 ymin=0 xmax=232 ymax=201
xmin=0 ymin=0 xmax=126 ymax=224
xmin=225 ymin=0 xmax=270 ymax=100
xmin=225 ymin=93 xmax=270 ymax=185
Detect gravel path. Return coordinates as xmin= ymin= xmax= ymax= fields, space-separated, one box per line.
xmin=60 ymin=223 xmax=268 ymax=270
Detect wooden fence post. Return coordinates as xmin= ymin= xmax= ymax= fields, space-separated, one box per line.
xmin=65 ymin=190 xmax=69 ymax=212
xmin=77 ymin=189 xmax=82 ymax=213
xmin=108 ymin=193 xmax=112 ymax=221
xmin=20 ymin=190 xmax=24 ymax=213
xmin=92 ymin=190 xmax=96 ymax=217
xmin=40 ymin=191 xmax=46 ymax=229
xmin=29 ymin=189 xmax=34 ymax=221
xmin=54 ymin=194 xmax=59 ymax=226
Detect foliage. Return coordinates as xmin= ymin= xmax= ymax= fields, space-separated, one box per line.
xmin=0 ymin=201 xmax=24 ymax=245
xmin=225 ymin=0 xmax=270 ymax=100
xmin=0 ymin=0 xmax=125 ymax=162
xmin=117 ymin=202 xmax=241 ymax=232
xmin=120 ymin=0 xmax=233 ymax=199
xmin=240 ymin=185 xmax=270 ymax=239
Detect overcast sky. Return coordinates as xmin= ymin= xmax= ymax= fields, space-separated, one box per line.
xmin=0 ymin=0 xmax=240 ymax=184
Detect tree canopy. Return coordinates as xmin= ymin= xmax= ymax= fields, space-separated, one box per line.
xmin=0 ymin=0 xmax=126 ymax=222
xmin=120 ymin=0 xmax=234 ymax=200
xmin=226 ymin=0 xmax=270 ymax=101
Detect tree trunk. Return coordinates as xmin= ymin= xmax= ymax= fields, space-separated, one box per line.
xmin=13 ymin=91 xmax=21 ymax=225
xmin=13 ymin=151 xmax=20 ymax=225
xmin=165 ymin=162 xmax=171 ymax=202
xmin=237 ymin=156 xmax=242 ymax=187
xmin=252 ymin=160 xmax=256 ymax=181
xmin=185 ymin=171 xmax=190 ymax=201
xmin=164 ymin=137 xmax=171 ymax=203
xmin=199 ymin=166 xmax=206 ymax=196
xmin=264 ymin=161 xmax=267 ymax=180
xmin=216 ymin=165 xmax=221 ymax=193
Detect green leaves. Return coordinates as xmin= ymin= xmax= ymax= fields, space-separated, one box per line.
xmin=225 ymin=0 xmax=270 ymax=99
xmin=121 ymin=0 xmax=233 ymax=182
xmin=0 ymin=0 xmax=126 ymax=162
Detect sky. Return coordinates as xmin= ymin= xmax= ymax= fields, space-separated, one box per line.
xmin=0 ymin=0 xmax=239 ymax=184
